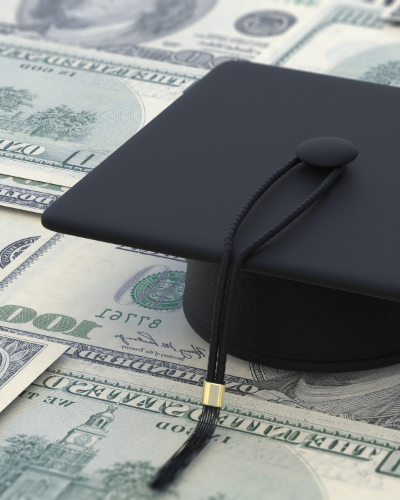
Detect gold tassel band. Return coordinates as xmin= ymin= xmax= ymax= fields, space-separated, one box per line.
xmin=201 ymin=381 xmax=225 ymax=407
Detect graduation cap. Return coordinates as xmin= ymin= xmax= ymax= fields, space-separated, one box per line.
xmin=42 ymin=61 xmax=400 ymax=488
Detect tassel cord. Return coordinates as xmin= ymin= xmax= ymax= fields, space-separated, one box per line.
xmin=151 ymin=157 xmax=300 ymax=492
xmin=149 ymin=405 xmax=220 ymax=490
xmin=150 ymin=161 xmax=345 ymax=491
xmin=206 ymin=157 xmax=300 ymax=383
xmin=215 ymin=165 xmax=345 ymax=382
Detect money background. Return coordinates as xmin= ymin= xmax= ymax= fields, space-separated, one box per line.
xmin=0 ymin=0 xmax=399 ymax=498
xmin=0 ymin=0 xmax=325 ymax=68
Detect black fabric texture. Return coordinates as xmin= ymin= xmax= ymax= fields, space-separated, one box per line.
xmin=183 ymin=259 xmax=400 ymax=372
xmin=42 ymin=62 xmax=400 ymax=303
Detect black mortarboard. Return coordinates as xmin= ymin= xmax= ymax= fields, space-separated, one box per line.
xmin=41 ymin=61 xmax=400 ymax=487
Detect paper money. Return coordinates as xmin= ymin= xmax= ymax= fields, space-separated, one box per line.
xmin=2 ymin=234 xmax=400 ymax=431
xmin=0 ymin=174 xmax=67 ymax=213
xmin=0 ymin=0 xmax=326 ymax=70
xmin=1 ymin=4 xmax=400 ymax=498
xmin=0 ymin=34 xmax=205 ymax=187
xmin=0 ymin=356 xmax=398 ymax=499
xmin=266 ymin=4 xmax=400 ymax=86
xmin=0 ymin=234 xmax=248 ymax=382
xmin=0 ymin=204 xmax=54 ymax=272
xmin=0 ymin=330 xmax=66 ymax=413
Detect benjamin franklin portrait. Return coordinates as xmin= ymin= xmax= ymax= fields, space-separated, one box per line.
xmin=251 ymin=363 xmax=400 ymax=430
xmin=17 ymin=0 xmax=216 ymax=47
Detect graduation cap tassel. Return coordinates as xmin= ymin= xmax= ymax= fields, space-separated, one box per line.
xmin=214 ymin=164 xmax=345 ymax=383
xmin=150 ymin=153 xmax=345 ymax=491
xmin=149 ymin=404 xmax=220 ymax=490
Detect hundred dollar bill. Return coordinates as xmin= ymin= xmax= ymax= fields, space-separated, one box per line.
xmin=0 ymin=357 xmax=399 ymax=499
xmin=0 ymin=233 xmax=253 ymax=385
xmin=266 ymin=4 xmax=400 ymax=86
xmin=2 ymin=233 xmax=400 ymax=431
xmin=0 ymin=34 xmax=205 ymax=187
xmin=0 ymin=174 xmax=67 ymax=213
xmin=0 ymin=205 xmax=54 ymax=272
xmin=0 ymin=330 xmax=66 ymax=413
xmin=0 ymin=0 xmax=326 ymax=70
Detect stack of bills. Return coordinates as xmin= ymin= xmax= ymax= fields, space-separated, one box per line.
xmin=0 ymin=1 xmax=398 ymax=498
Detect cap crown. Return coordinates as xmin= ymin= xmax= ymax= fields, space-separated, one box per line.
xmin=42 ymin=62 xmax=400 ymax=302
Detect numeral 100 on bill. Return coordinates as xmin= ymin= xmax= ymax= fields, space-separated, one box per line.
xmin=0 ymin=304 xmax=100 ymax=339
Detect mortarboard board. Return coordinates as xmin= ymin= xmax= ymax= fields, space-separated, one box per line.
xmin=41 ymin=61 xmax=400 ymax=487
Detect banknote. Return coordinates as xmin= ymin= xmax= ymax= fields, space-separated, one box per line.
xmin=0 ymin=0 xmax=327 ymax=70
xmin=0 ymin=330 xmax=66 ymax=413
xmin=0 ymin=35 xmax=205 ymax=187
xmin=0 ymin=234 xmax=253 ymax=384
xmin=0 ymin=356 xmax=398 ymax=499
xmin=0 ymin=204 xmax=54 ymax=272
xmin=0 ymin=174 xmax=67 ymax=213
xmin=265 ymin=3 xmax=400 ymax=86
xmin=2 ymin=233 xmax=400 ymax=432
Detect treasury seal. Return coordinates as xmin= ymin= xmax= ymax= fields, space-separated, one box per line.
xmin=115 ymin=265 xmax=186 ymax=312
xmin=130 ymin=269 xmax=186 ymax=312
xmin=235 ymin=10 xmax=296 ymax=37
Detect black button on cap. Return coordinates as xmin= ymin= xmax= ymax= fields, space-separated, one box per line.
xmin=296 ymin=137 xmax=358 ymax=168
